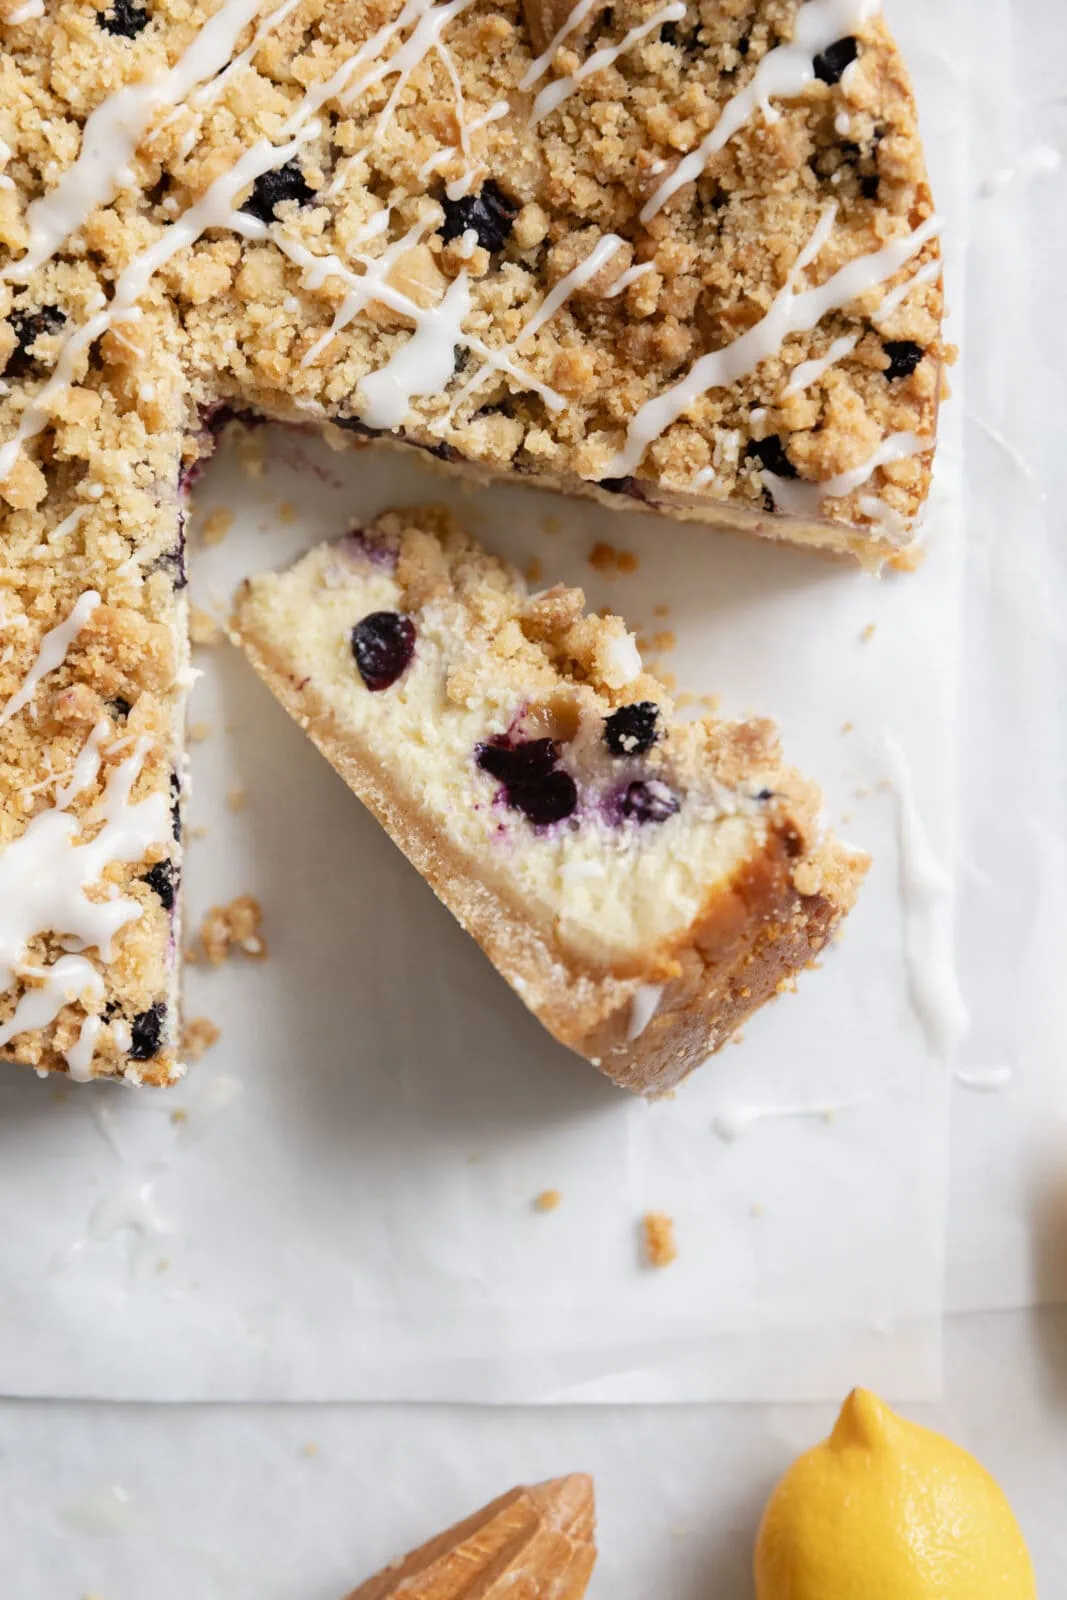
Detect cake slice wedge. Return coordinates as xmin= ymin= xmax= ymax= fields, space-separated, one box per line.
xmin=344 ymin=1474 xmax=596 ymax=1600
xmin=233 ymin=507 xmax=866 ymax=1095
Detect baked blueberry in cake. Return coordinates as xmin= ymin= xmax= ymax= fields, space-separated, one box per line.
xmin=0 ymin=0 xmax=936 ymax=1081
xmin=233 ymin=507 xmax=866 ymax=1095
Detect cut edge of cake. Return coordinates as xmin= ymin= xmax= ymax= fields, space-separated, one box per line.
xmin=232 ymin=505 xmax=867 ymax=1096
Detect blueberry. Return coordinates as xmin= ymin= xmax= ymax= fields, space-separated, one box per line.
xmin=812 ymin=36 xmax=858 ymax=86
xmin=97 ymin=0 xmax=149 ymax=34
xmin=604 ymin=702 xmax=660 ymax=758
xmin=129 ymin=1002 xmax=166 ymax=1061
xmin=621 ymin=779 xmax=679 ymax=824
xmin=142 ymin=858 xmax=177 ymax=912
xmin=883 ymin=340 xmax=924 ymax=381
xmin=477 ymin=737 xmax=558 ymax=785
xmin=476 ymin=737 xmax=578 ymax=826
xmin=170 ymin=771 xmax=182 ymax=841
xmin=241 ymin=162 xmax=314 ymax=225
xmin=438 ymin=180 xmax=516 ymax=253
xmin=746 ymin=435 xmax=797 ymax=479
xmin=5 ymin=306 xmax=65 ymax=377
xmin=351 ymin=611 xmax=416 ymax=691
xmin=109 ymin=696 xmax=132 ymax=720
xmin=860 ymin=171 xmax=880 ymax=199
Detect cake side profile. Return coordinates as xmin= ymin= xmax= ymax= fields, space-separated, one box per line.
xmin=234 ymin=507 xmax=866 ymax=1095
xmin=345 ymin=1474 xmax=596 ymax=1600
xmin=0 ymin=0 xmax=933 ymax=1080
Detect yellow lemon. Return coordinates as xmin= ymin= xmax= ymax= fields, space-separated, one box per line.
xmin=754 ymin=1388 xmax=1036 ymax=1600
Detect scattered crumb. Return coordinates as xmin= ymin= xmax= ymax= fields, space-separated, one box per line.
xmin=541 ymin=514 xmax=561 ymax=535
xmin=235 ymin=430 xmax=266 ymax=478
xmin=859 ymin=622 xmax=877 ymax=643
xmin=524 ymin=556 xmax=543 ymax=584
xmin=170 ymin=1108 xmax=188 ymax=1125
xmin=200 ymin=507 xmax=234 ymax=546
xmin=278 ymin=500 xmax=297 ymax=524
xmin=155 ymin=1257 xmax=171 ymax=1273
xmin=181 ymin=1016 xmax=221 ymax=1062
xmin=188 ymin=720 xmax=212 ymax=743
xmin=749 ymin=1203 xmax=766 ymax=1220
xmin=299 ymin=1442 xmax=319 ymax=1459
xmin=588 ymin=540 xmax=637 ymax=575
xmin=226 ymin=786 xmax=247 ymax=813
xmin=655 ymin=670 xmax=677 ymax=692
xmin=642 ymin=1211 xmax=678 ymax=1269
xmin=533 ymin=1188 xmax=562 ymax=1213
xmin=189 ymin=605 xmax=222 ymax=646
xmin=674 ymin=691 xmax=694 ymax=710
xmin=196 ymin=895 xmax=268 ymax=966
xmin=653 ymin=603 xmax=671 ymax=618
xmin=650 ymin=629 xmax=676 ymax=653
xmin=698 ymin=692 xmax=720 ymax=712
xmin=188 ymin=823 xmax=209 ymax=841
xmin=841 ymin=720 xmax=854 ymax=734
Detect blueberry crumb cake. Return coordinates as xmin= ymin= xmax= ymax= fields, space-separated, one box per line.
xmin=0 ymin=0 xmax=936 ymax=1082
xmin=234 ymin=507 xmax=865 ymax=1095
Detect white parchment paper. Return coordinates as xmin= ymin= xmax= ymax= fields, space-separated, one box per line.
xmin=0 ymin=0 xmax=969 ymax=1403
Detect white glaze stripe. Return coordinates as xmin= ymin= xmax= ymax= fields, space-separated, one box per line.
xmin=762 ymin=429 xmax=931 ymax=516
xmin=520 ymin=0 xmax=599 ymax=90
xmin=0 ymin=591 xmax=100 ymax=730
xmin=530 ymin=2 xmax=685 ymax=124
xmin=3 ymin=0 xmax=268 ymax=283
xmin=782 ymin=332 xmax=858 ymax=396
xmin=641 ymin=0 xmax=882 ymax=222
xmin=599 ymin=209 xmax=939 ymax=480
xmin=871 ymin=258 xmax=940 ymax=326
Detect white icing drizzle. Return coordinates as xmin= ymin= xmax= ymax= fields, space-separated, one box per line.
xmin=782 ymin=332 xmax=859 ymax=396
xmin=0 ymin=590 xmax=100 ymax=730
xmin=0 ymin=138 xmax=14 ymax=193
xmin=417 ymin=100 xmax=509 ymax=192
xmin=65 ymin=1013 xmax=104 ymax=1082
xmin=954 ymin=1066 xmax=1014 ymax=1093
xmin=2 ymin=0 xmax=268 ymax=283
xmin=359 ymin=270 xmax=472 ymax=427
xmin=530 ymin=2 xmax=686 ymax=125
xmin=0 ymin=725 xmax=170 ymax=1057
xmin=712 ymin=1096 xmax=866 ymax=1142
xmin=881 ymin=734 xmax=969 ymax=1062
xmin=605 ymin=261 xmax=656 ymax=298
xmin=520 ymin=0 xmax=599 ymax=90
xmin=762 ymin=429 xmax=931 ymax=517
xmin=871 ymin=257 xmax=940 ymax=326
xmin=641 ymin=0 xmax=883 ymax=222
xmin=627 ymin=982 xmax=664 ymax=1041
xmin=979 ymin=144 xmax=1061 ymax=198
xmin=446 ymin=231 xmax=624 ymax=419
xmin=599 ymin=208 xmax=939 ymax=481
xmin=6 ymin=0 xmax=43 ymax=20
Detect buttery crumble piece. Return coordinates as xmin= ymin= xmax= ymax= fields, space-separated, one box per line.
xmin=533 ymin=1188 xmax=563 ymax=1212
xmin=196 ymin=895 xmax=267 ymax=967
xmin=642 ymin=1210 xmax=678 ymax=1268
xmin=180 ymin=1015 xmax=221 ymax=1061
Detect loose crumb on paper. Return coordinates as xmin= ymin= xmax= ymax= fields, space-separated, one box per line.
xmin=188 ymin=719 xmax=212 ymax=743
xmin=195 ymin=895 xmax=268 ymax=967
xmin=226 ymin=786 xmax=247 ymax=813
xmin=181 ymin=1016 xmax=221 ymax=1062
xmin=299 ymin=1442 xmax=319 ymax=1459
xmin=859 ymin=622 xmax=877 ymax=643
xmin=199 ymin=507 xmax=234 ymax=547
xmin=541 ymin=514 xmax=562 ymax=536
xmin=588 ymin=540 xmax=638 ymax=576
xmin=189 ymin=605 xmax=222 ymax=646
xmin=533 ymin=1188 xmax=562 ymax=1213
xmin=653 ymin=603 xmax=671 ymax=619
xmin=524 ymin=556 xmax=543 ymax=584
xmin=642 ymin=1211 xmax=678 ymax=1268
xmin=278 ymin=500 xmax=298 ymax=524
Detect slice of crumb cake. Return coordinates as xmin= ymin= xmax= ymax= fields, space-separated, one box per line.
xmin=234 ymin=508 xmax=866 ymax=1094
